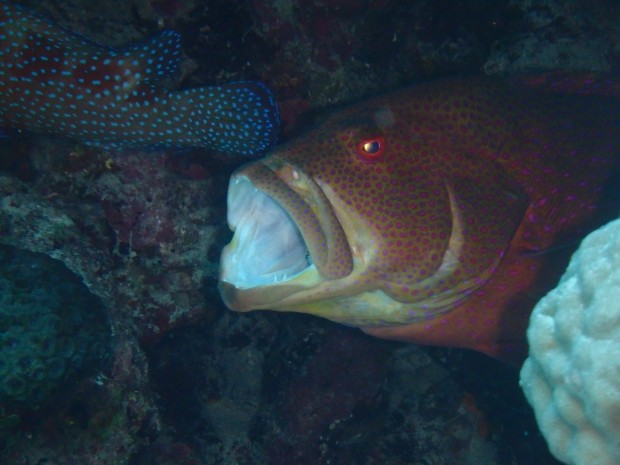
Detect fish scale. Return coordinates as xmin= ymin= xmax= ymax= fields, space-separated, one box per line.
xmin=0 ymin=1 xmax=279 ymax=155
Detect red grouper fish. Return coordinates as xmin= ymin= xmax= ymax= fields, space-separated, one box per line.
xmin=219 ymin=75 xmax=620 ymax=364
xmin=0 ymin=1 xmax=278 ymax=155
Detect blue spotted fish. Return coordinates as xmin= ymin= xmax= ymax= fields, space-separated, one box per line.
xmin=0 ymin=1 xmax=279 ymax=155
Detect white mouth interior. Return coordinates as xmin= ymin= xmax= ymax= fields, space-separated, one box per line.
xmin=222 ymin=176 xmax=312 ymax=288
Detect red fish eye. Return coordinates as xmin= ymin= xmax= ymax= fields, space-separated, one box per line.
xmin=357 ymin=136 xmax=385 ymax=161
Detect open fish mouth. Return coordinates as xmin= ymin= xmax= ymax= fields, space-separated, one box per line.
xmin=220 ymin=176 xmax=312 ymax=289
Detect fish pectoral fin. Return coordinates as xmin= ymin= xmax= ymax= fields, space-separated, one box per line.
xmin=518 ymin=239 xmax=580 ymax=257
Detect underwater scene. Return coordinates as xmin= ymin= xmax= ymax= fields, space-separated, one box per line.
xmin=1 ymin=0 xmax=620 ymax=464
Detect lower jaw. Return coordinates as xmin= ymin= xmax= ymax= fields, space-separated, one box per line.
xmin=218 ymin=264 xmax=323 ymax=312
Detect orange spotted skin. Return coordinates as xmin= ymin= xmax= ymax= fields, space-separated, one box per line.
xmin=220 ymin=76 xmax=620 ymax=364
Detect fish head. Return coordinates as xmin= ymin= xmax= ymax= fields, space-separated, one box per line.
xmin=219 ymin=90 xmax=528 ymax=328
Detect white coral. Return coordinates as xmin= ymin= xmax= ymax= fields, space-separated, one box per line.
xmin=520 ymin=218 xmax=620 ymax=465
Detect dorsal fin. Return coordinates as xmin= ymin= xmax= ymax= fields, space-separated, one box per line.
xmin=519 ymin=71 xmax=620 ymax=98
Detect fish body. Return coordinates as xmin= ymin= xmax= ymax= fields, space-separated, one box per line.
xmin=0 ymin=1 xmax=278 ymax=154
xmin=219 ymin=76 xmax=620 ymax=363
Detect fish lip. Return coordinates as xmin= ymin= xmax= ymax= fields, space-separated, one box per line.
xmin=262 ymin=158 xmax=354 ymax=279
xmin=219 ymin=278 xmax=310 ymax=312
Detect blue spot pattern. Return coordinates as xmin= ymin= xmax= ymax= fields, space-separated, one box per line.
xmin=0 ymin=1 xmax=279 ymax=155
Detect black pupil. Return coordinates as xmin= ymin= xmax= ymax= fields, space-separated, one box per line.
xmin=364 ymin=140 xmax=380 ymax=153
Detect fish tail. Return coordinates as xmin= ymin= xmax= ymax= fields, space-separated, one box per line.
xmin=180 ymin=81 xmax=280 ymax=156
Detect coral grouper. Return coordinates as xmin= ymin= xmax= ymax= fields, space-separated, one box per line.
xmin=219 ymin=76 xmax=620 ymax=364
xmin=0 ymin=1 xmax=278 ymax=155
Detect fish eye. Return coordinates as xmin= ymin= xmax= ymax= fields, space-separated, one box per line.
xmin=357 ymin=136 xmax=385 ymax=161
